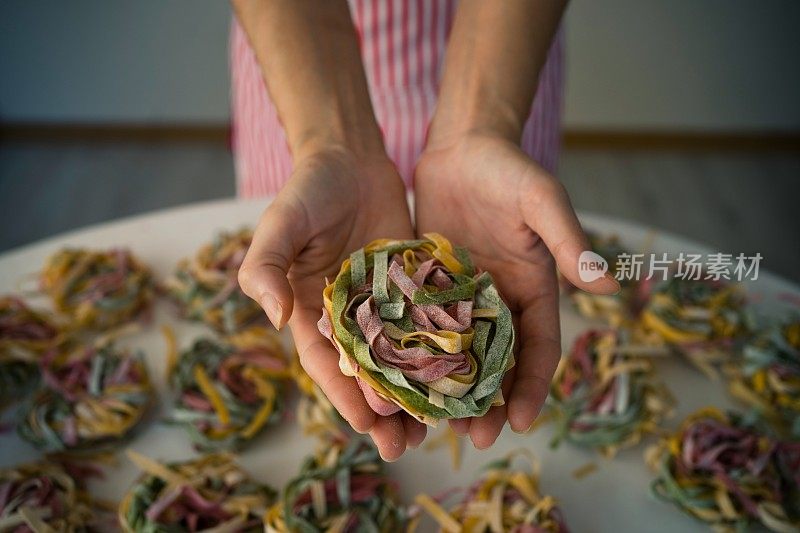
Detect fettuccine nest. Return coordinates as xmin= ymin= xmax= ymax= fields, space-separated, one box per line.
xmin=120 ymin=451 xmax=275 ymax=532
xmin=646 ymin=408 xmax=800 ymax=532
xmin=411 ymin=451 xmax=568 ymax=532
xmin=0 ymin=296 xmax=64 ymax=408
xmin=264 ymin=439 xmax=406 ymax=532
xmin=166 ymin=228 xmax=264 ymax=333
xmin=726 ymin=318 xmax=800 ymax=439
xmin=0 ymin=461 xmax=98 ymax=532
xmin=40 ymin=248 xmax=156 ymax=330
xmin=318 ymin=234 xmax=515 ymax=425
xmin=641 ymin=277 xmax=745 ymax=378
xmin=17 ymin=343 xmax=153 ymax=452
xmin=170 ymin=326 xmax=291 ymax=450
xmin=547 ymin=329 xmax=674 ymax=457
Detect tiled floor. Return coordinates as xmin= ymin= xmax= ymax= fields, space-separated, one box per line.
xmin=1 ymin=140 xmax=798 ymax=281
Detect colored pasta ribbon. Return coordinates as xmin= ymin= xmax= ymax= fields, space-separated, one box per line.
xmin=17 ymin=343 xmax=153 ymax=452
xmin=292 ymin=356 xmax=349 ymax=443
xmin=646 ymin=408 xmax=800 ymax=532
xmin=264 ymin=439 xmax=406 ymax=532
xmin=641 ymin=277 xmax=745 ymax=378
xmin=170 ymin=326 xmax=291 ymax=450
xmin=410 ymin=451 xmax=568 ymax=533
xmin=727 ymin=318 xmax=800 ymax=438
xmin=120 ymin=451 xmax=275 ymax=532
xmin=39 ymin=248 xmax=156 ymax=330
xmin=547 ymin=329 xmax=674 ymax=456
xmin=561 ymin=232 xmax=644 ymax=324
xmin=425 ymin=426 xmax=464 ymax=471
xmin=317 ymin=234 xmax=515 ymax=425
xmin=0 ymin=460 xmax=101 ymax=532
xmin=167 ymin=228 xmax=264 ymax=333
xmin=0 ymin=296 xmax=63 ymax=409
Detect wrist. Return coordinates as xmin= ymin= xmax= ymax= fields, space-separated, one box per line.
xmin=292 ymin=138 xmax=401 ymax=188
xmin=279 ymin=54 xmax=387 ymax=163
xmin=289 ymin=116 xmax=386 ymax=164
xmin=426 ymin=90 xmax=525 ymax=152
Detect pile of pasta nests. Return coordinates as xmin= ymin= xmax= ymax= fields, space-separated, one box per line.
xmin=0 ymin=228 xmax=797 ymax=532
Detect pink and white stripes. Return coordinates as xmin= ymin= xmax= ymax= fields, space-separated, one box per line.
xmin=230 ymin=0 xmax=563 ymax=197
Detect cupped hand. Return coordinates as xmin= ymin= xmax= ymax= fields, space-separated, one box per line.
xmin=238 ymin=147 xmax=426 ymax=460
xmin=414 ymin=133 xmax=620 ymax=449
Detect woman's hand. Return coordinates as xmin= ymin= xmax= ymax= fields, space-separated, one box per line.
xmin=414 ymin=132 xmax=620 ymax=449
xmin=232 ymin=0 xmax=431 ymax=460
xmin=238 ymin=146 xmax=426 ymax=460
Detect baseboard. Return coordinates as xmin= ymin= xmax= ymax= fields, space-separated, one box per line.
xmin=0 ymin=123 xmax=229 ymax=143
xmin=563 ymin=130 xmax=800 ymax=151
xmin=1 ymin=122 xmax=798 ymax=151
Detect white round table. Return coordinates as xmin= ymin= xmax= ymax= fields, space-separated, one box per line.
xmin=1 ymin=198 xmax=797 ymax=532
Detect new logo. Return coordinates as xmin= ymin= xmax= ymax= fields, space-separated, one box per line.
xmin=578 ymin=250 xmax=608 ymax=282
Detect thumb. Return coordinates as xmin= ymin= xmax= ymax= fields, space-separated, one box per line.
xmin=521 ymin=173 xmax=620 ymax=295
xmin=238 ymin=198 xmax=307 ymax=329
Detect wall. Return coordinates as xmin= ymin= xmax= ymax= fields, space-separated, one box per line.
xmin=563 ymin=0 xmax=800 ymax=131
xmin=1 ymin=0 xmax=798 ymax=131
xmin=0 ymin=1 xmax=231 ymax=123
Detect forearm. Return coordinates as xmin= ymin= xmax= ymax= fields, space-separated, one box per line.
xmin=428 ymin=0 xmax=567 ymax=147
xmin=231 ymin=0 xmax=384 ymax=160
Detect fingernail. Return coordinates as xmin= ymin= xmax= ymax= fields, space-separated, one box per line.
xmin=511 ymin=421 xmax=535 ymax=434
xmin=603 ymin=273 xmax=622 ymax=295
xmin=261 ymin=293 xmax=283 ymax=330
xmin=349 ymin=416 xmax=373 ymax=435
xmin=470 ymin=435 xmax=491 ymax=451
